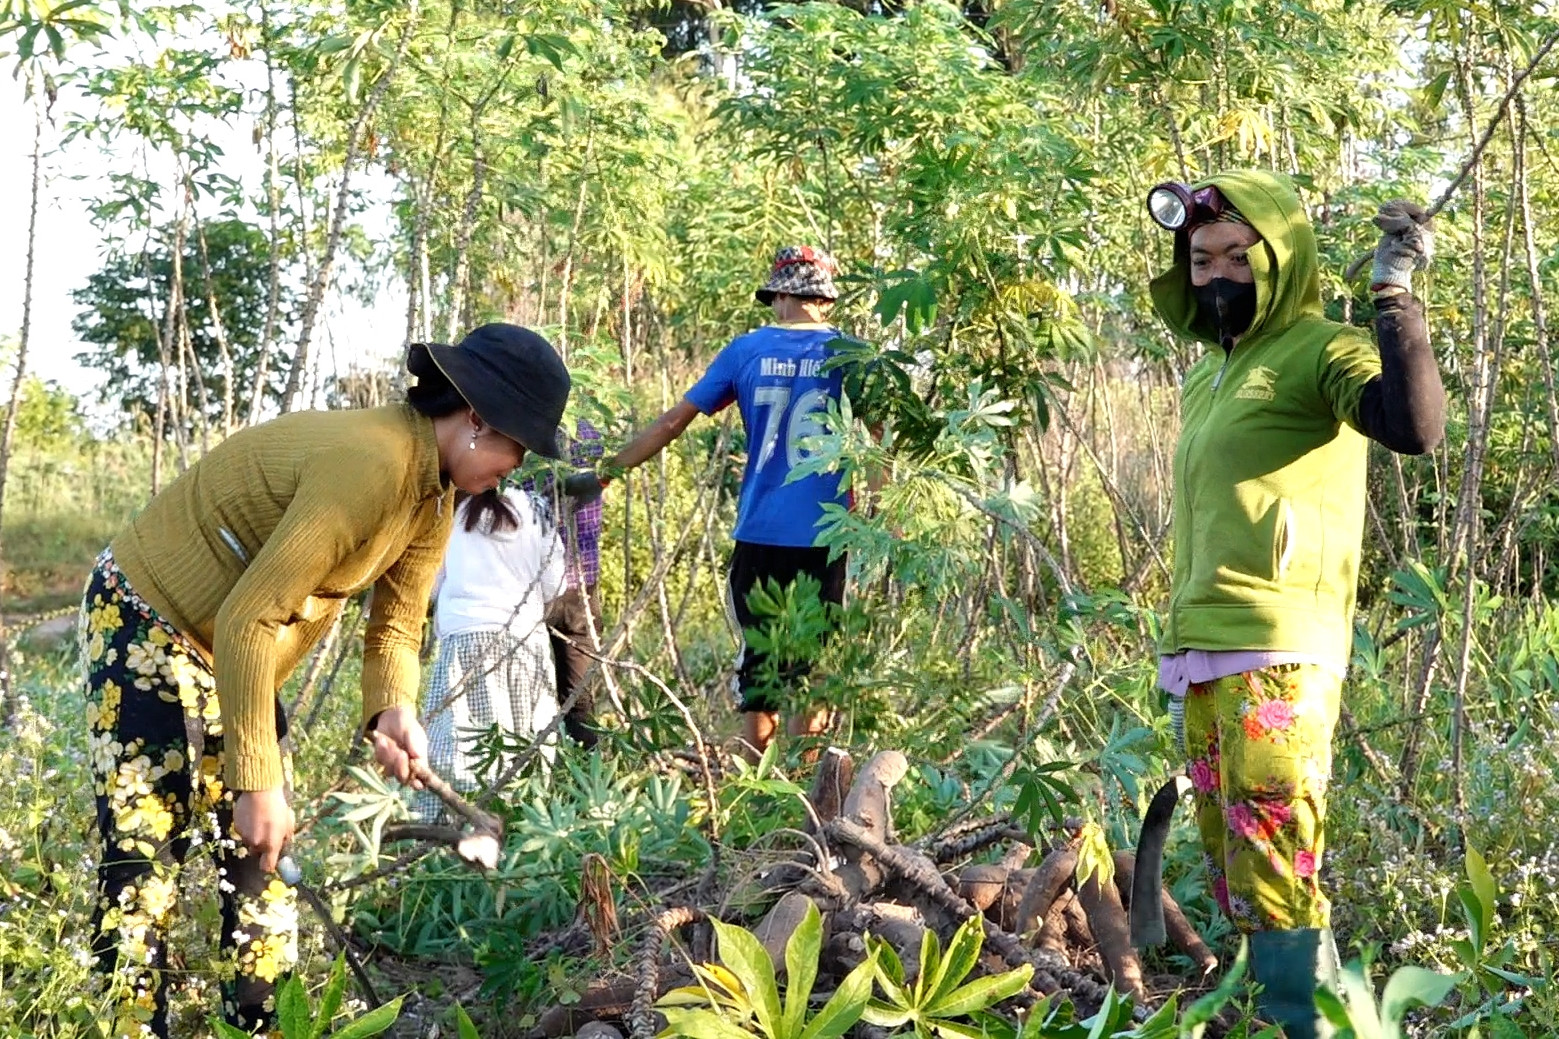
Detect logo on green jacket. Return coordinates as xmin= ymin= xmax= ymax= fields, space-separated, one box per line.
xmin=1235 ymin=365 xmax=1278 ymax=401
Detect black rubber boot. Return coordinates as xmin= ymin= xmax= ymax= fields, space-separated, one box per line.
xmin=1248 ymin=927 xmax=1339 ymax=1039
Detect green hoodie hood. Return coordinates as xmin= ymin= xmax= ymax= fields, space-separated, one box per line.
xmin=1154 ymin=170 xmax=1384 ymax=663
xmin=1150 ymin=170 xmax=1324 ymax=347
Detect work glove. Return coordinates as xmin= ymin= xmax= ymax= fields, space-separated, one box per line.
xmin=561 ymin=471 xmax=606 ymax=503
xmin=1370 ymin=199 xmax=1434 ymax=296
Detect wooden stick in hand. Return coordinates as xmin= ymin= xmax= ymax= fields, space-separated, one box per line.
xmin=408 ymin=758 xmax=504 ymax=838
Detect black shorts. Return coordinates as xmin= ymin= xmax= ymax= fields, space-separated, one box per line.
xmin=727 ymin=540 xmax=847 ymax=713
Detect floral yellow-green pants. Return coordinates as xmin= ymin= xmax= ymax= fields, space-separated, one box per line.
xmin=1183 ymin=665 xmax=1341 ymax=933
xmin=81 ymin=550 xmax=297 ymax=1037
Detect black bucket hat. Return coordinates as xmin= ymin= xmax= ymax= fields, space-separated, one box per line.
xmin=414 ymin=323 xmax=570 ymax=459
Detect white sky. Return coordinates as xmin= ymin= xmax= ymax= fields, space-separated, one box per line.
xmin=0 ymin=47 xmax=408 ymax=419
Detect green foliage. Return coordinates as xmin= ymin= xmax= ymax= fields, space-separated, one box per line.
xmin=656 ymin=902 xmax=877 ymax=1039
xmin=71 ymin=217 xmax=290 ymax=429
xmin=0 ymin=376 xmax=89 ymax=454
xmin=1315 ymin=960 xmax=1457 ymax=1039
xmin=1074 ymin=821 xmax=1116 ymax=893
xmin=1432 ymin=847 xmax=1551 ymax=1033
xmin=707 ymin=0 xmax=1099 ymax=454
xmin=341 ymin=752 xmax=707 ymax=1004
xmin=209 ymin=958 xmax=404 ymax=1039
xmin=862 ymin=913 xmax=1033 ymax=1038
xmin=455 ymin=1003 xmax=483 ymax=1039
xmin=713 ymin=741 xmax=814 ymax=851
xmin=1006 ymin=987 xmax=1182 ymax=1039
xmin=0 ymin=0 xmax=113 ymax=70
xmin=0 ymin=647 xmax=105 ymax=1036
xmin=0 ymin=423 xmax=151 ymax=606
xmin=739 ymin=571 xmax=861 ymax=722
xmin=1163 ymin=939 xmax=1271 ymax=1039
xmin=1011 ymin=760 xmax=1082 ymax=835
xmin=14 ymin=0 xmax=1559 ymax=1033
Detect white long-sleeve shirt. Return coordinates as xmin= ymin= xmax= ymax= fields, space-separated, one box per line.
xmin=434 ymin=489 xmax=566 ymax=639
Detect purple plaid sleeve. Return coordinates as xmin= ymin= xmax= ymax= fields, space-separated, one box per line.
xmin=570 ymin=419 xmax=604 ymax=467
xmin=569 ymin=497 xmax=603 ymax=589
xmin=520 ymin=419 xmax=604 ymax=589
xmin=565 ymin=419 xmax=603 ymax=588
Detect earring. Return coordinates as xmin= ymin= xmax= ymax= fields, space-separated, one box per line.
xmin=468 ymin=436 xmax=477 ymax=450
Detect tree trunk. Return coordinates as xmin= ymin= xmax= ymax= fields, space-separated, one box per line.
xmin=417 ymin=220 xmax=433 ymax=343
xmin=0 ymin=80 xmax=44 ymax=557
xmin=535 ymin=205 xmax=550 ymax=329
xmin=403 ymin=245 xmax=420 ymax=346
xmin=150 ymin=355 xmax=166 ymax=495
xmin=0 ymin=77 xmax=45 ymax=728
xmin=410 ymin=0 xmax=459 ymax=346
xmin=145 ymin=197 xmax=190 ymax=494
xmin=1444 ymin=36 xmax=1493 ymax=827
xmin=194 ymin=222 xmax=236 ymax=437
xmin=179 ymin=296 xmax=212 ymax=456
xmin=1514 ymin=95 xmax=1559 ymax=469
xmin=167 ymin=197 xmax=193 ymax=474
xmin=556 ymin=141 xmax=594 ymax=358
xmin=445 ymin=121 xmax=487 ymax=343
xmin=249 ymin=0 xmax=284 ymax=428
xmin=282 ymin=2 xmax=420 ymax=412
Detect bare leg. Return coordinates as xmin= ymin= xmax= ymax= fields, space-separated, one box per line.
xmin=741 ymin=710 xmax=780 ymax=764
xmin=787 ymin=707 xmax=832 ymax=764
xmin=787 ymin=707 xmax=831 ymax=737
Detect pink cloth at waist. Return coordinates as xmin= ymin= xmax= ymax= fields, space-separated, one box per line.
xmin=1157 ymin=649 xmax=1345 ymax=699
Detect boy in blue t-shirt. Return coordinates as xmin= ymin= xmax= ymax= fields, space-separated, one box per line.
xmin=577 ymin=246 xmax=853 ymax=759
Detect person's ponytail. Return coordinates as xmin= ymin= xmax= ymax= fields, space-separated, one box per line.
xmin=457 ymin=488 xmax=520 ymax=534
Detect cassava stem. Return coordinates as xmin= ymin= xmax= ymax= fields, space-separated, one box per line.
xmin=825 ymin=817 xmax=1139 ymax=1017
xmin=626 ymin=905 xmax=706 ymax=1039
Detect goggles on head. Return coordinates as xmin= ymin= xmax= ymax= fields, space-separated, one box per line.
xmin=1146 ymin=182 xmax=1230 ymax=232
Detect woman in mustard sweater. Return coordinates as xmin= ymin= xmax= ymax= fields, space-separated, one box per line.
xmin=80 ymin=324 xmax=569 ymax=1036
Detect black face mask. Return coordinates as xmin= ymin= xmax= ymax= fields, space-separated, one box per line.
xmin=1193 ymin=278 xmax=1257 ymax=349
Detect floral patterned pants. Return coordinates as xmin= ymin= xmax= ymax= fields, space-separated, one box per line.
xmin=81 ymin=550 xmax=297 ymax=1037
xmin=1182 ymin=664 xmax=1341 ymax=933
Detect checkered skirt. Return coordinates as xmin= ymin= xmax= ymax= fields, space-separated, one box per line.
xmin=418 ymin=627 xmax=556 ymax=820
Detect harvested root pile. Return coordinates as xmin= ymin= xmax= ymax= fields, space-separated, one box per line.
xmin=525 ymin=750 xmax=1219 ymax=1039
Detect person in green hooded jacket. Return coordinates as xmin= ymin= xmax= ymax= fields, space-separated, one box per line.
xmin=1146 ymin=170 xmax=1445 ymax=1038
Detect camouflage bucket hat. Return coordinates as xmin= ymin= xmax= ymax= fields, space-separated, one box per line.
xmin=755 ymin=245 xmax=840 ymax=305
